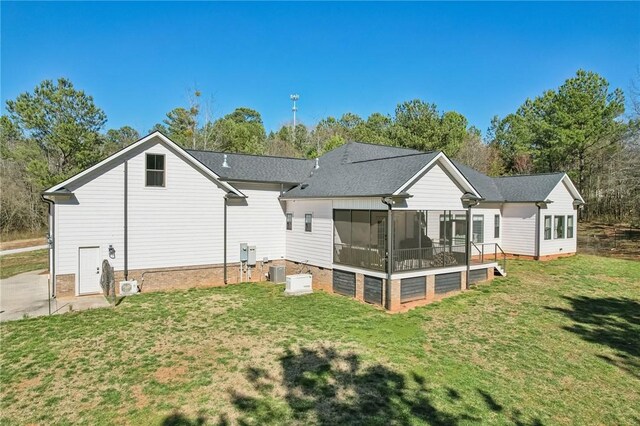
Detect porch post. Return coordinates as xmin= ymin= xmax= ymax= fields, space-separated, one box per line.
xmin=382 ymin=197 xmax=394 ymax=309
xmin=465 ymin=206 xmax=471 ymax=290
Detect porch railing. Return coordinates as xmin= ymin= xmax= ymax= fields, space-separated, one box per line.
xmin=392 ymin=244 xmax=467 ymax=272
xmin=470 ymin=242 xmax=507 ymax=273
xmin=333 ymin=243 xmax=386 ymax=271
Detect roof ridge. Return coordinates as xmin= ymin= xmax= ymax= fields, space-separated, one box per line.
xmin=494 ymin=172 xmax=565 ymax=179
xmin=347 ymin=140 xmax=425 ymax=152
xmin=349 ymin=152 xmax=436 ymax=164
xmin=186 ymin=148 xmax=311 ymax=161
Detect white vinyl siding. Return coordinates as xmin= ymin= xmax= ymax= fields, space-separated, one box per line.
xmin=470 ymin=205 xmax=502 ymax=247
xmin=55 ymin=163 xmax=126 ymax=275
xmin=399 ymin=162 xmax=465 ymax=211
xmin=285 ymin=200 xmax=333 ymax=268
xmin=501 ymin=203 xmax=537 ymax=256
xmin=539 ymin=180 xmax=577 ymax=256
xmin=55 ymin=138 xmax=287 ymax=278
xmin=226 ymin=182 xmax=287 ymax=263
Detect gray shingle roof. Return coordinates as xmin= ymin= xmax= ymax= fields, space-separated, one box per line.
xmin=493 ymin=173 xmax=565 ymax=202
xmin=186 ymin=150 xmax=314 ymax=184
xmin=186 ymin=142 xmax=569 ymax=203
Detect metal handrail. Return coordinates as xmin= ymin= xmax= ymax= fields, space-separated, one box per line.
xmin=470 ymin=242 xmax=507 ymax=273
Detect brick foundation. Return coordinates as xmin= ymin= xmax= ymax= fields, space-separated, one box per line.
xmin=56 ymin=259 xmax=286 ymax=299
xmin=57 ymin=258 xmax=497 ymax=313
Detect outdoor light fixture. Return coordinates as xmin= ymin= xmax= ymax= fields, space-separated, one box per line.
xmin=108 ymin=245 xmax=116 ymax=259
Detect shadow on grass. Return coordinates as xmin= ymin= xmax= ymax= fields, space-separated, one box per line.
xmin=548 ymin=296 xmax=640 ymax=377
xmin=222 ymin=345 xmax=542 ymax=425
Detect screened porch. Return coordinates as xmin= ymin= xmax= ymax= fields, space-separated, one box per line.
xmin=333 ymin=209 xmax=477 ymax=273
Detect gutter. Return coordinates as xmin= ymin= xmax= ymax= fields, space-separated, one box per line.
xmin=280 ymin=192 xmax=414 ymax=201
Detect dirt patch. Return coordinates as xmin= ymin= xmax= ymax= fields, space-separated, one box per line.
xmin=154 ymin=366 xmax=188 ymax=383
xmin=0 ymin=237 xmax=47 ymax=251
xmin=16 ymin=376 xmax=41 ymax=391
xmin=578 ymin=222 xmax=640 ymax=260
xmin=131 ymin=384 xmax=149 ymax=409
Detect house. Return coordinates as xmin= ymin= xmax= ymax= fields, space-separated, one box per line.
xmin=42 ymin=132 xmax=584 ymax=311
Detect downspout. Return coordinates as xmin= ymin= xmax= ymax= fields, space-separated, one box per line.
xmin=223 ymin=195 xmax=228 ymax=285
xmin=124 ymin=160 xmax=129 ymax=281
xmin=41 ymin=195 xmax=55 ymax=300
xmin=381 ymin=197 xmax=393 ymax=310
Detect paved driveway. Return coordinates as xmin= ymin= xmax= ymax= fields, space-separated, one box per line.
xmin=0 ymin=270 xmax=110 ymax=322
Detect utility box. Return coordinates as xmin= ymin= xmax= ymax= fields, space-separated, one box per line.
xmin=269 ymin=266 xmax=286 ymax=283
xmin=240 ymin=243 xmax=248 ymax=262
xmin=248 ymin=246 xmax=256 ymax=266
xmin=285 ymin=274 xmax=313 ymax=296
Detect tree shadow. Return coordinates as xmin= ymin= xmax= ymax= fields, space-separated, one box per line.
xmin=227 ymin=345 xmax=543 ymax=425
xmin=547 ymin=296 xmax=640 ymax=377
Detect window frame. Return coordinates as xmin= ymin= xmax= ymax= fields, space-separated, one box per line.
xmin=286 ymin=213 xmax=293 ymax=231
xmin=472 ymin=214 xmax=484 ymax=244
xmin=567 ymin=215 xmax=574 ymax=239
xmin=554 ymin=215 xmax=565 ymax=239
xmin=544 ymin=215 xmax=552 ymax=240
xmin=494 ymin=214 xmax=500 ymax=239
xmin=304 ymin=213 xmax=313 ymax=233
xmin=145 ymin=153 xmax=166 ymax=188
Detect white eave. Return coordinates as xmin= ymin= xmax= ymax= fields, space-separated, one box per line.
xmin=44 ymin=131 xmax=245 ymax=197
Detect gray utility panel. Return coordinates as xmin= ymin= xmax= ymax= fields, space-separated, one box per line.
xmin=333 ymin=270 xmax=356 ymax=297
xmin=469 ymin=268 xmax=488 ymax=285
xmin=364 ymin=276 xmax=383 ymax=305
xmin=400 ymin=276 xmax=426 ymax=303
xmin=269 ymin=266 xmax=286 ymax=283
xmin=435 ymin=272 xmax=462 ymax=294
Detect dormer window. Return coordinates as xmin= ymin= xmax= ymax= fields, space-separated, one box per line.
xmin=146 ymin=154 xmax=165 ymax=187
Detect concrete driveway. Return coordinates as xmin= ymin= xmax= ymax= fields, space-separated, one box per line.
xmin=0 ymin=270 xmax=110 ymax=322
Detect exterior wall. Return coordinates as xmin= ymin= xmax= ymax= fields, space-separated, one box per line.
xmin=501 ymin=203 xmax=538 ymax=256
xmin=54 ymin=138 xmax=286 ymax=296
xmin=398 ymin=162 xmax=465 ymax=211
xmin=226 ymin=182 xmax=287 ymax=263
xmin=471 ymin=204 xmax=502 ymax=247
xmin=285 ymin=199 xmax=333 ymax=268
xmin=539 ymin=180 xmax=578 ymax=256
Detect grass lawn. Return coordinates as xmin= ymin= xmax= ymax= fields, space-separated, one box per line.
xmin=0 ymin=249 xmax=48 ymax=279
xmin=1 ymin=255 xmax=638 ymax=425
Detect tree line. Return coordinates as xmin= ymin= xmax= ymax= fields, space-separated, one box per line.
xmin=1 ymin=70 xmax=638 ymax=235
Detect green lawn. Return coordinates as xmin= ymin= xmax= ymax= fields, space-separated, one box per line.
xmin=1 ymin=255 xmax=639 ymax=425
xmin=0 ymin=249 xmax=48 ymax=279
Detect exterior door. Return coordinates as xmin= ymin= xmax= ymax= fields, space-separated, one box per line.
xmin=78 ymin=247 xmax=101 ymax=295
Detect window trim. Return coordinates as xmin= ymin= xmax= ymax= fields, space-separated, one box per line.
xmin=544 ymin=215 xmax=552 ymax=240
xmin=145 ymin=153 xmax=166 ymax=188
xmin=554 ymin=215 xmax=565 ymax=239
xmin=286 ymin=213 xmax=293 ymax=231
xmin=494 ymin=214 xmax=500 ymax=239
xmin=472 ymin=214 xmax=484 ymax=244
xmin=567 ymin=215 xmax=574 ymax=239
xmin=304 ymin=213 xmax=313 ymax=233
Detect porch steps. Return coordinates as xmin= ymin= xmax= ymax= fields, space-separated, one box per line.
xmin=494 ymin=265 xmax=507 ymax=277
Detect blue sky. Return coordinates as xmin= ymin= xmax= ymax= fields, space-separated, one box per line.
xmin=2 ymin=2 xmax=639 ymax=135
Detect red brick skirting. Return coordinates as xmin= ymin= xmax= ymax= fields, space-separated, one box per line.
xmin=504 ymin=252 xmax=576 ymax=261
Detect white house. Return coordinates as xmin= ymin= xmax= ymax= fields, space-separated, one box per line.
xmin=43 ymin=132 xmax=584 ymax=311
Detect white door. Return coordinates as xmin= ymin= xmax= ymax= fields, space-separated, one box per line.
xmin=78 ymin=247 xmax=101 ymax=295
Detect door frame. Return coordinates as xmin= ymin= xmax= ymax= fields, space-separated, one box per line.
xmin=76 ymin=246 xmax=102 ymax=296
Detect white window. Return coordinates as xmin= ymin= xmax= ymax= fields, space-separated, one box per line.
xmin=494 ymin=214 xmax=500 ymax=238
xmin=286 ymin=213 xmax=293 ymax=231
xmin=472 ymin=215 xmax=484 ymax=243
xmin=146 ymin=154 xmax=165 ymax=187
xmin=554 ymin=215 xmax=565 ymax=239
xmin=305 ymin=214 xmax=312 ymax=232
xmin=567 ymin=215 xmax=574 ymax=238
xmin=544 ymin=216 xmax=552 ymax=240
